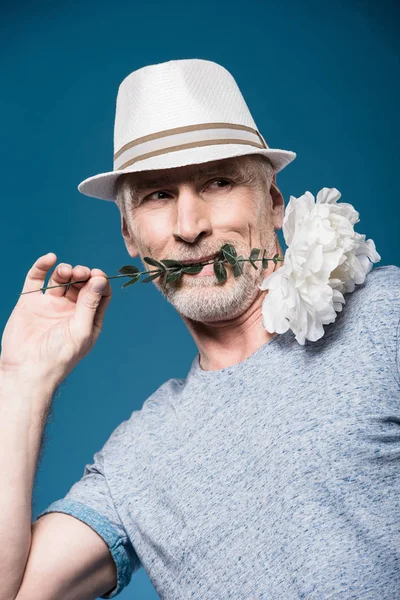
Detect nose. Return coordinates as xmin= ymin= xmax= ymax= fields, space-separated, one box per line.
xmin=172 ymin=184 xmax=212 ymax=244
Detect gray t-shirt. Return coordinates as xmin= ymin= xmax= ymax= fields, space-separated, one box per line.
xmin=37 ymin=264 xmax=400 ymax=599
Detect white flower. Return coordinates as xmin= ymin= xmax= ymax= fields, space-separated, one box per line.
xmin=259 ymin=187 xmax=381 ymax=345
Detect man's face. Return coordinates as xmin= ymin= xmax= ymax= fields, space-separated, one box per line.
xmin=119 ymin=156 xmax=284 ymax=322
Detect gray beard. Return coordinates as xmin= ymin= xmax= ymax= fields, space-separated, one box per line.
xmin=155 ymin=261 xmax=268 ymax=322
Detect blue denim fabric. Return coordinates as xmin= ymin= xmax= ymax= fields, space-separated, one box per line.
xmin=37 ymin=499 xmax=135 ymax=597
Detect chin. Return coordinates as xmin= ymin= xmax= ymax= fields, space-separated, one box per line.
xmin=167 ymin=281 xmax=257 ymax=323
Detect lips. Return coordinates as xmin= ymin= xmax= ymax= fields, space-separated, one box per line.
xmin=179 ymin=253 xmax=218 ymax=265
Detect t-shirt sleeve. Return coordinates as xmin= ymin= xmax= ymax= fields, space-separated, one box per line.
xmin=35 ymin=447 xmax=140 ymax=598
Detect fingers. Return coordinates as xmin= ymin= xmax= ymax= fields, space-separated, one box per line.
xmin=45 ymin=263 xmax=74 ymax=297
xmin=91 ymin=270 xmax=112 ymax=333
xmin=21 ymin=256 xmax=109 ymax=308
xmin=21 ymin=253 xmax=58 ymax=295
xmin=63 ymin=265 xmax=92 ymax=301
xmin=71 ymin=271 xmax=112 ymax=342
xmin=63 ymin=267 xmax=108 ymax=303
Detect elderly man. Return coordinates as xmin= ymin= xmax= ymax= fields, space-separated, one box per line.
xmin=0 ymin=59 xmax=399 ymax=600
xmin=115 ymin=153 xmax=284 ymax=370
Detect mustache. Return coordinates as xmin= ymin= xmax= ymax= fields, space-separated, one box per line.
xmin=167 ymin=244 xmax=247 ymax=263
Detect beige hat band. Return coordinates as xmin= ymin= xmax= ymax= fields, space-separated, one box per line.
xmin=113 ymin=122 xmax=268 ymax=171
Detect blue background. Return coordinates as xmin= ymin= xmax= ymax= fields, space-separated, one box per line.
xmin=1 ymin=0 xmax=398 ymax=597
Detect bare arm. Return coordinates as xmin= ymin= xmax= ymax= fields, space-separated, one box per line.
xmin=0 ymin=372 xmax=53 ymax=599
xmin=17 ymin=513 xmax=117 ymax=600
xmin=0 ymin=372 xmax=117 ymax=600
xmin=0 ymin=252 xmax=115 ymax=600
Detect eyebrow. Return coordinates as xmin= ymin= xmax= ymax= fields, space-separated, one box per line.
xmin=132 ymin=161 xmax=239 ymax=191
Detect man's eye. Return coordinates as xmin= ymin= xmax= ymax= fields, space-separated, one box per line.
xmin=142 ymin=179 xmax=232 ymax=202
xmin=208 ymin=178 xmax=231 ymax=189
xmin=142 ymin=190 xmax=170 ymax=202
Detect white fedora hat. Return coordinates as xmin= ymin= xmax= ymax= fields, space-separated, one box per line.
xmin=77 ymin=58 xmax=297 ymax=202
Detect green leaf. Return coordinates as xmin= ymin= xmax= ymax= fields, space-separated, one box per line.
xmin=272 ymin=253 xmax=279 ymax=265
xmin=249 ymin=247 xmax=260 ymax=270
xmin=141 ymin=271 xmax=162 ymax=283
xmin=161 ymin=259 xmax=183 ymax=268
xmin=233 ymin=256 xmax=245 ymax=277
xmin=181 ymin=264 xmax=204 ymax=274
xmin=220 ymin=243 xmax=237 ymax=265
xmin=213 ymin=260 xmax=227 ymax=283
xmin=216 ymin=248 xmax=226 ymax=262
xmin=122 ymin=274 xmax=140 ymax=288
xmin=261 ymin=249 xmax=269 ymax=269
xmin=118 ymin=264 xmax=140 ymax=276
xmin=143 ymin=256 xmax=166 ymax=271
xmin=166 ymin=269 xmax=183 ymax=283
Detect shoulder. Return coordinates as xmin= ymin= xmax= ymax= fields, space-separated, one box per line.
xmin=141 ymin=377 xmax=186 ymax=414
xmin=348 ymin=264 xmax=400 ymax=319
xmin=356 ymin=264 xmax=400 ymax=297
xmin=100 ymin=377 xmax=185 ymax=455
xmin=342 ymin=264 xmax=400 ymax=377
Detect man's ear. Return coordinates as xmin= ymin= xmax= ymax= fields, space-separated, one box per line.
xmin=270 ymin=176 xmax=285 ymax=230
xmin=120 ymin=213 xmax=139 ymax=257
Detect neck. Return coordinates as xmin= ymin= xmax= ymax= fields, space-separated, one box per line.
xmin=181 ymin=263 xmax=282 ymax=372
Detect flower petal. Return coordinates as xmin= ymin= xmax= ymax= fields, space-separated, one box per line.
xmin=261 ymin=187 xmax=381 ymax=345
xmin=316 ymin=187 xmax=341 ymax=204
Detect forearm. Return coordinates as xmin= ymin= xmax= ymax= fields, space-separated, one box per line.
xmin=0 ymin=370 xmax=56 ymax=600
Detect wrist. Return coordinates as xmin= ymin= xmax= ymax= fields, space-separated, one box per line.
xmin=0 ymin=363 xmax=60 ymax=396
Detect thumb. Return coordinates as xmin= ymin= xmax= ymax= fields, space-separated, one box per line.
xmin=91 ymin=278 xmax=108 ymax=294
xmin=71 ymin=276 xmax=110 ymax=340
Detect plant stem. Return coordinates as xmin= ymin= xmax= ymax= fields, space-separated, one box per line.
xmin=19 ymin=255 xmax=284 ymax=295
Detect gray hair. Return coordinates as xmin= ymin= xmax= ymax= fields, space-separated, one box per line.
xmin=114 ymin=153 xmax=275 ymax=222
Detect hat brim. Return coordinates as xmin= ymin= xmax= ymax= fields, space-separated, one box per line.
xmin=77 ymin=145 xmax=296 ymax=202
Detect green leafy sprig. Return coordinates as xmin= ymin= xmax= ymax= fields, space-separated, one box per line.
xmin=20 ymin=244 xmax=284 ymax=295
